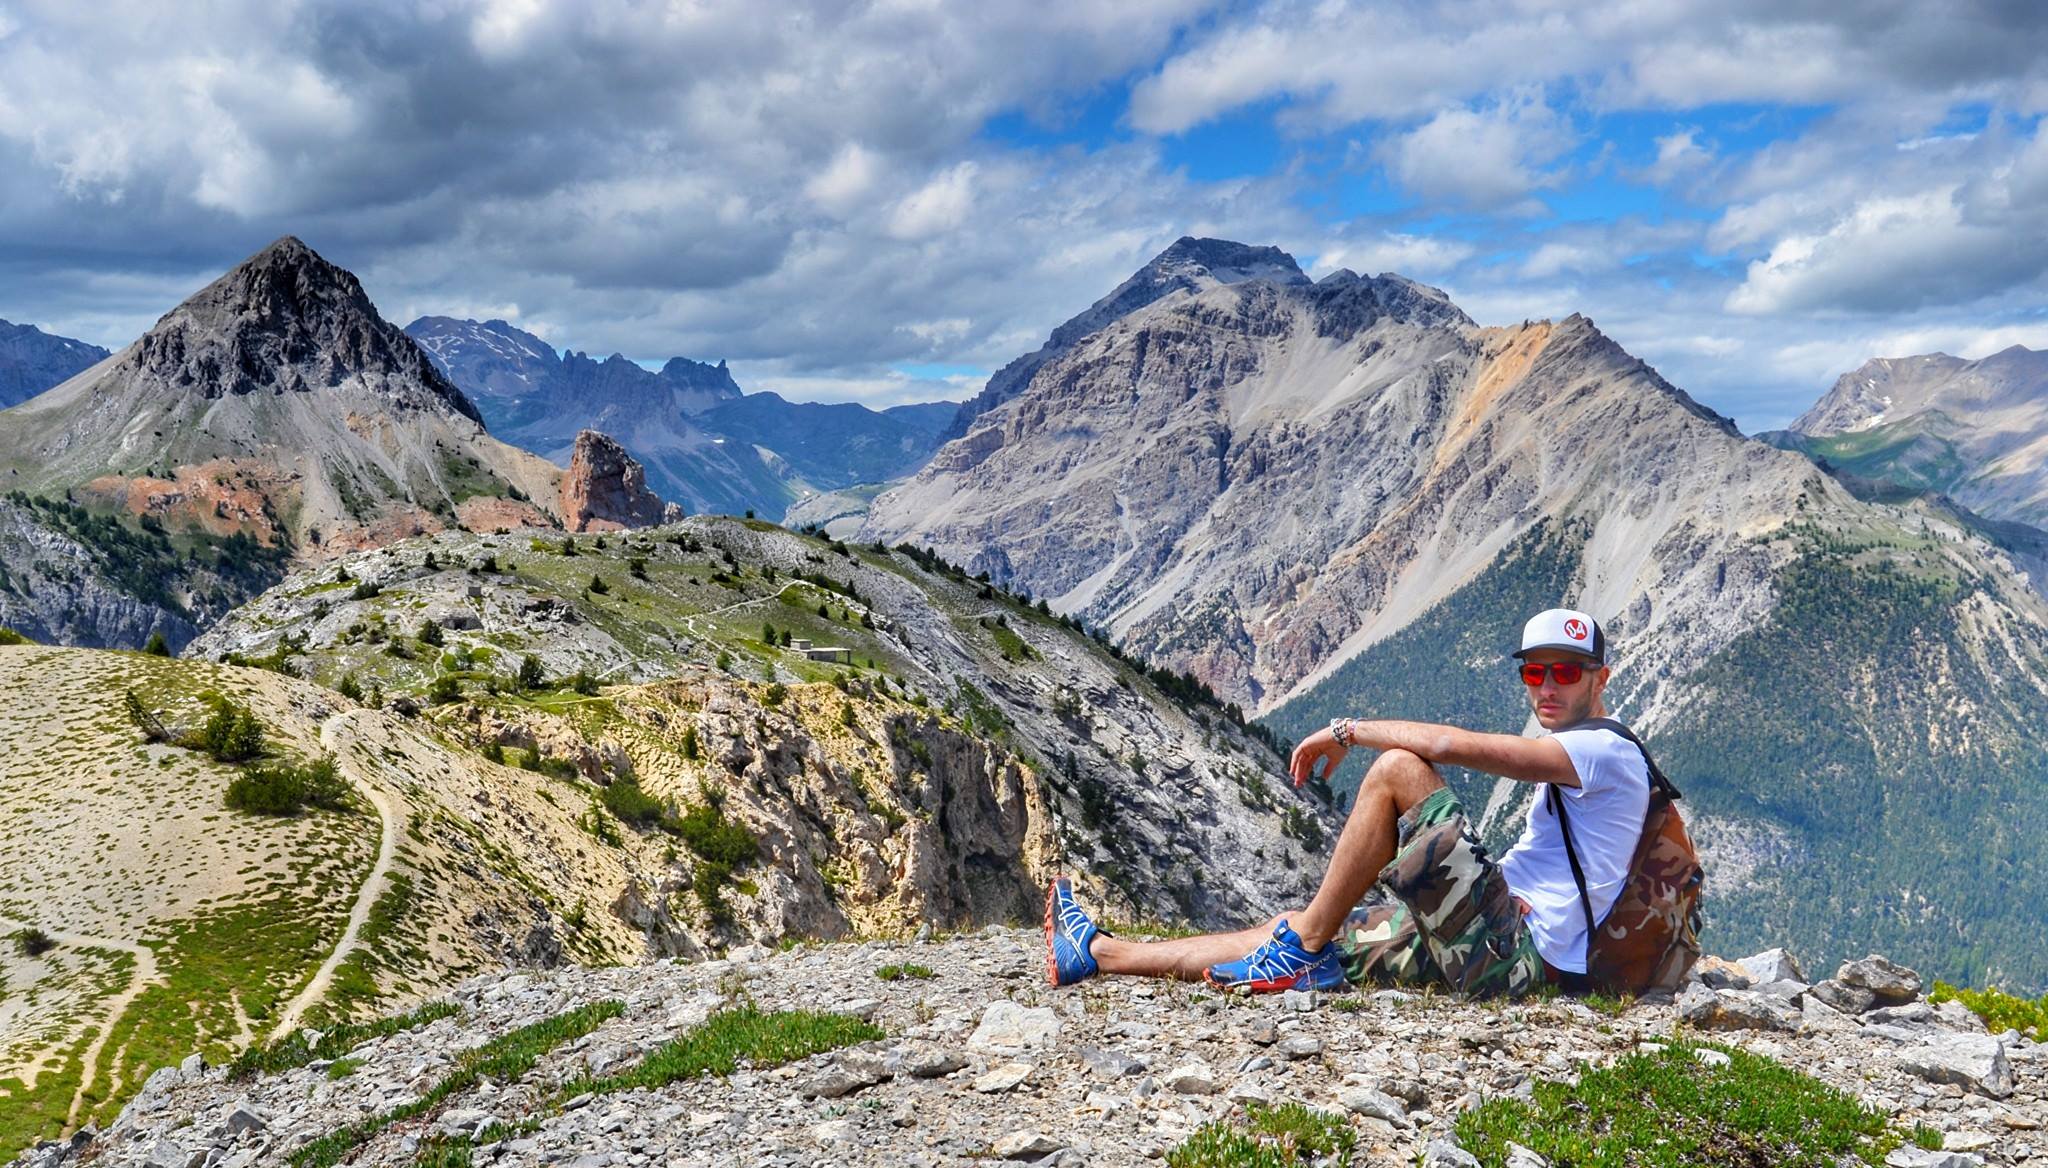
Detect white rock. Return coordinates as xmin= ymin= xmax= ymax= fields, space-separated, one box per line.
xmin=968 ymin=1001 xmax=1061 ymax=1052
xmin=1505 ymin=1142 xmax=1550 ymax=1168
xmin=1161 ymin=1062 xmax=1219 ymax=1095
xmin=1737 ymin=947 xmax=1804 ymax=986
xmin=810 ymin=1119 xmax=857 ymax=1147
xmin=1885 ymin=1150 xmax=1984 ymax=1168
xmin=1339 ymin=1087 xmax=1411 ymax=1127
xmin=1898 ymin=1034 xmax=2013 ymax=1098
xmin=972 ymin=1061 xmax=1035 ymax=1093
xmin=991 ymin=1130 xmax=1063 ymax=1160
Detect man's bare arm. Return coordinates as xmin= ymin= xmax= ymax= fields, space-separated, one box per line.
xmin=1337 ymin=719 xmax=1578 ymax=786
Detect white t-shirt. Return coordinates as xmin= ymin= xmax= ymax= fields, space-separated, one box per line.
xmin=1498 ymin=726 xmax=1650 ymax=974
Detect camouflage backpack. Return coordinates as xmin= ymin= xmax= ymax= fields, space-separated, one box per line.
xmin=1547 ymin=718 xmax=1704 ymax=995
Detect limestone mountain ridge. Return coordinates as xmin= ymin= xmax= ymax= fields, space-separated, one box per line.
xmin=0 ymin=514 xmax=1333 ymax=1157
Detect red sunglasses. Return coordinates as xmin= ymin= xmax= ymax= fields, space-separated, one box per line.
xmin=1519 ymin=661 xmax=1594 ymax=686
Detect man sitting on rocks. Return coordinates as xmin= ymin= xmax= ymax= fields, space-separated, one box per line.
xmin=1046 ymin=607 xmax=1649 ymax=997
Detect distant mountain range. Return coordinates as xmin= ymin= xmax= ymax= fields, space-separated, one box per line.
xmin=405 ymin=316 xmax=958 ymax=518
xmin=1760 ymin=346 xmax=2048 ymax=528
xmin=865 ymin=236 xmax=2048 ymax=994
xmin=0 ymin=318 xmax=107 ymax=408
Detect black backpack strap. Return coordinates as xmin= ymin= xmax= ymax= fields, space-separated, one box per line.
xmin=1546 ymin=716 xmax=1673 ymax=976
xmin=1546 ymin=783 xmax=1601 ymax=974
xmin=1558 ymin=716 xmax=1681 ymax=800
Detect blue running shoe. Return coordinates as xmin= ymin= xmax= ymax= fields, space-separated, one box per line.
xmin=1044 ymin=877 xmax=1102 ymax=986
xmin=1204 ymin=920 xmax=1346 ymax=993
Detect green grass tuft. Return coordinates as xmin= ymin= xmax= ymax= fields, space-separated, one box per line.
xmin=229 ymin=999 xmax=459 ymax=1078
xmin=290 ymin=999 xmax=623 ymax=1168
xmin=874 ymin=963 xmax=935 ymax=981
xmin=1166 ymin=1101 xmax=1358 ymax=1167
xmin=564 ymin=1005 xmax=881 ymax=1098
xmin=1454 ymin=1039 xmax=1912 ymax=1167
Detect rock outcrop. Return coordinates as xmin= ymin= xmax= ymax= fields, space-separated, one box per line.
xmin=559 ymin=430 xmax=684 ymax=532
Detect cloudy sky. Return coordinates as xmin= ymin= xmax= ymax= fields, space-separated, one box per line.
xmin=2 ymin=0 xmax=2046 ymax=430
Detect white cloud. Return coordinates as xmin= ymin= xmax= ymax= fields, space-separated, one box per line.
xmin=1377 ymin=91 xmax=1573 ymax=209
xmin=1642 ymin=126 xmax=1713 ymax=186
xmin=1311 ymin=233 xmax=1474 ymax=278
xmin=805 ymin=143 xmax=880 ymax=216
xmin=886 ymin=162 xmax=979 ymax=241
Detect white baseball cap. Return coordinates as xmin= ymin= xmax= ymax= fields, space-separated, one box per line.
xmin=1513 ymin=608 xmax=1606 ymax=664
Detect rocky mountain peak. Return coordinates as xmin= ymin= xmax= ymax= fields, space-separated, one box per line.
xmin=1144 ymin=236 xmax=1308 ymax=286
xmin=658 ymin=356 xmax=743 ymax=401
xmin=560 ymin=429 xmax=684 ymax=532
xmin=1790 ymin=345 xmax=2048 ymax=440
xmin=945 ymin=237 xmax=1314 ymax=437
xmin=126 ymin=236 xmax=483 ymax=424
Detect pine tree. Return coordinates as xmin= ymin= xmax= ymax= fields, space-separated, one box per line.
xmin=518 ymin=654 xmax=546 ymax=690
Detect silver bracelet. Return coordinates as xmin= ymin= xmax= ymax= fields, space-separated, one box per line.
xmin=1328 ymin=717 xmax=1355 ymax=747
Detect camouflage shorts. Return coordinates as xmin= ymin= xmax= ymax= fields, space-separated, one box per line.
xmin=1333 ymin=787 xmax=1545 ymax=998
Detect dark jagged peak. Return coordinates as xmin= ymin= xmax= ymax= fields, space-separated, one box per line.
xmin=1306 ymin=268 xmax=1473 ymax=338
xmin=1143 ymin=236 xmax=1308 ymax=287
xmin=128 ymin=236 xmax=483 ymax=424
xmin=658 ymin=355 xmax=744 ymax=402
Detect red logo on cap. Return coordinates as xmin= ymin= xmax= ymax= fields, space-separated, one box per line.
xmin=1563 ymin=619 xmax=1588 ymax=641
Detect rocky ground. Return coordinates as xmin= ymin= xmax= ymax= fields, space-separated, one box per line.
xmin=17 ymin=933 xmax=2040 ymax=1168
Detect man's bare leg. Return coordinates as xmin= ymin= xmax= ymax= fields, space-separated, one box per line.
xmin=1289 ymin=748 xmax=1444 ymax=951
xmin=1068 ymin=749 xmax=1442 ymax=982
xmin=1090 ymin=915 xmax=1291 ymax=982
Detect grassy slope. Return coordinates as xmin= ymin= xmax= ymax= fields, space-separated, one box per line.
xmin=0 ymin=649 xmax=375 ymax=1150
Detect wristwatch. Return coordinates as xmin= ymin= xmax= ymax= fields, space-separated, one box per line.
xmin=1328 ymin=717 xmax=1356 ymax=747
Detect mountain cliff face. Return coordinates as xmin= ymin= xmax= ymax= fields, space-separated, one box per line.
xmin=193 ymin=516 xmax=1332 ymax=931
xmin=1771 ymin=346 xmax=2048 ymax=527
xmin=0 ymin=239 xmax=562 ymax=555
xmin=0 ymin=319 xmax=108 ymax=409
xmin=864 ymin=239 xmax=2048 ymax=994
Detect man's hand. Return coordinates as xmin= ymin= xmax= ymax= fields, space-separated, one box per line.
xmin=1289 ymin=728 xmax=1347 ymax=788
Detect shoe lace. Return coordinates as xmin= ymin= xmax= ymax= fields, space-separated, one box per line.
xmin=1055 ymin=892 xmax=1094 ymax=943
xmin=1244 ymin=937 xmax=1308 ymax=981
